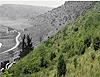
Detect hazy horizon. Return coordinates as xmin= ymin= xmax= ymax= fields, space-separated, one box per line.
xmin=0 ymin=0 xmax=65 ymax=8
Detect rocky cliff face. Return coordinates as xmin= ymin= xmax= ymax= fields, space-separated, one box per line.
xmin=25 ymin=1 xmax=94 ymax=46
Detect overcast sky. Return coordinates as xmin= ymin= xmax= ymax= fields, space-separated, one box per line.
xmin=0 ymin=0 xmax=66 ymax=8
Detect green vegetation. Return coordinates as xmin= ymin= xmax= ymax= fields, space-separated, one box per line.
xmin=57 ymin=54 xmax=66 ymax=77
xmin=1 ymin=2 xmax=100 ymax=77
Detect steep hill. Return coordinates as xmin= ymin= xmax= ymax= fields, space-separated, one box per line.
xmin=1 ymin=1 xmax=100 ymax=77
xmin=24 ymin=1 xmax=93 ymax=46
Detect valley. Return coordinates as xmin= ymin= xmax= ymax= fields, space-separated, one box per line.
xmin=0 ymin=25 xmax=18 ymax=52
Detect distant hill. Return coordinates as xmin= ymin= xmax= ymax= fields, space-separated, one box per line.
xmin=0 ymin=4 xmax=52 ymax=20
xmin=0 ymin=4 xmax=52 ymax=30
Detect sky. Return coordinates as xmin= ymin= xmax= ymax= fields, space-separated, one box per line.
xmin=0 ymin=0 xmax=66 ymax=8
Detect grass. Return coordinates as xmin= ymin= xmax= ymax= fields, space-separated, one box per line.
xmin=1 ymin=2 xmax=100 ymax=77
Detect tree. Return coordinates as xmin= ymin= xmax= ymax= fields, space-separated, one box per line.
xmin=22 ymin=34 xmax=26 ymax=52
xmin=20 ymin=34 xmax=33 ymax=58
xmin=20 ymin=34 xmax=26 ymax=57
xmin=26 ymin=34 xmax=33 ymax=50
xmin=57 ymin=54 xmax=66 ymax=77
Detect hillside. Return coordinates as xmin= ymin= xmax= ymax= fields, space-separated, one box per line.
xmin=1 ymin=1 xmax=100 ymax=77
xmin=24 ymin=1 xmax=93 ymax=46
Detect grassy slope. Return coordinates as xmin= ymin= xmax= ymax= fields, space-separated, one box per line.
xmin=1 ymin=2 xmax=100 ymax=77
